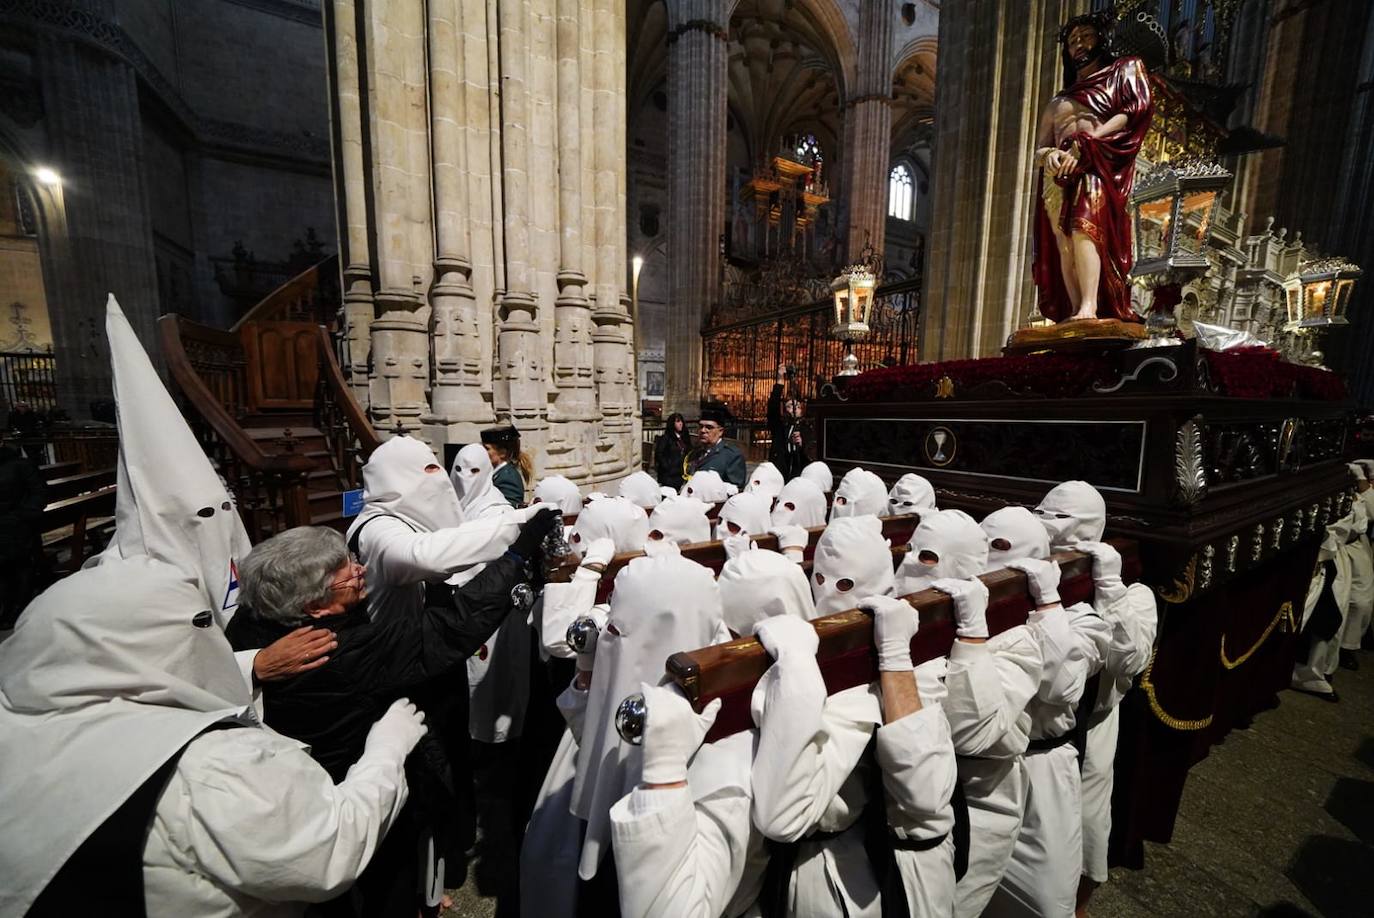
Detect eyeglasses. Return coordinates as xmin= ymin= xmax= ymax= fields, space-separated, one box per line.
xmin=329 ymin=554 xmax=367 ymax=591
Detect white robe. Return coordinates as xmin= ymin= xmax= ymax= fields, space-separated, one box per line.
xmin=988 ymin=603 xmax=1110 ymax=918
xmin=1294 ymin=518 xmax=1355 ymax=686
xmin=942 ymin=630 xmax=1044 ymax=918
xmin=1080 ymin=584 xmax=1157 ymax=883
xmin=141 ymin=727 xmax=409 ymax=917
xmin=1340 ymin=500 xmax=1373 ymax=651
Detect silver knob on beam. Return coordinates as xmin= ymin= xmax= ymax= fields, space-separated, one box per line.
xmin=615 ymin=692 xmax=647 ymax=745
xmin=565 ymin=615 xmax=599 ymax=654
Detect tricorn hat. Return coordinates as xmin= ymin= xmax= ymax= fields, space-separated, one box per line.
xmin=699 ymin=406 xmax=730 ymax=427
xmin=480 ymin=423 xmax=521 ymax=449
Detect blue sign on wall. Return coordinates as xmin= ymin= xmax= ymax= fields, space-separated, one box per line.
xmin=342 ymin=489 xmax=364 ymax=517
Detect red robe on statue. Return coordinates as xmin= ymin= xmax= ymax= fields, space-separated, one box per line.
xmin=1033 ymin=56 xmax=1155 ymax=323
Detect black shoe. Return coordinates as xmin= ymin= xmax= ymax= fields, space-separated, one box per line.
xmin=1291 ymin=684 xmax=1340 ymax=703
xmin=1340 ymin=649 xmax=1360 ymax=671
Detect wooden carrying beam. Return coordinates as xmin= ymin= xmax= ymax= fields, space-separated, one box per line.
xmin=668 ymin=538 xmax=1141 ymax=742
xmin=548 ymin=514 xmax=922 ymax=605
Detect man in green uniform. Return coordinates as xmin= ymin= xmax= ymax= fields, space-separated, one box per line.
xmin=686 ymin=407 xmax=746 ymax=491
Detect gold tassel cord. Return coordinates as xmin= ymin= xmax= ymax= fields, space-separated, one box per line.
xmin=1139 ymin=648 xmax=1214 ymax=731
xmin=1219 ymin=601 xmax=1296 ymax=671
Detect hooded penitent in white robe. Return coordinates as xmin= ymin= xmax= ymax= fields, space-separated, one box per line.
xmin=619 ymin=470 xmax=666 ymax=510
xmin=746 ymin=461 xmax=785 ymax=505
xmin=647 ymin=496 xmax=714 ymax=547
xmin=452 ymin=442 xmax=515 ymax=520
xmin=1293 ymin=506 xmax=1357 ymax=692
xmin=887 ymin=473 xmax=938 ymax=517
xmin=533 ymin=474 xmax=584 ymax=516
xmin=346 ymin=436 xmax=525 ymax=621
xmin=0 ymin=560 xmax=412 ymax=918
xmin=716 ymin=492 xmax=774 ymax=539
xmin=800 ymin=461 xmax=834 ymax=493
xmin=829 ymin=467 xmax=889 ymax=520
xmin=894 ymin=509 xmax=990 ymax=596
xmin=771 ymin=476 xmax=828 ymax=529
xmin=987 ymin=483 xmax=1113 ymax=918
xmin=682 ymin=469 xmax=737 ymax=503
xmin=1340 ymin=479 xmax=1374 ymax=652
xmin=571 ymin=552 xmax=732 ymax=879
xmin=811 ymin=515 xmax=895 ymax=615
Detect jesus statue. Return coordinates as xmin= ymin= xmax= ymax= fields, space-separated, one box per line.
xmin=1032 ymin=12 xmax=1154 ymax=324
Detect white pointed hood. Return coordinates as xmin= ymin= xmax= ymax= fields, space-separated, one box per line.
xmin=716 ymin=492 xmax=773 ymax=538
xmin=1035 ymin=480 xmax=1107 ymax=548
xmin=894 ymin=509 xmax=989 ymax=595
xmin=719 ymin=547 xmax=817 ymax=634
xmin=617 ymin=470 xmax=664 ymax=510
xmin=571 ymin=552 xmax=727 ymax=878
xmin=452 ymin=442 xmax=510 ymax=518
xmin=348 ymin=435 xmax=465 ymax=544
xmin=569 ymin=495 xmax=650 ymax=556
xmin=745 ymin=461 xmax=785 ymax=504
xmin=887 ymin=473 xmax=938 ymax=516
xmin=682 ymin=469 xmax=736 ymax=503
xmin=99 ymin=296 xmax=255 ymax=624
xmin=980 ymin=506 xmax=1051 ymax=571
xmin=770 ymin=476 xmax=828 ymax=528
xmin=829 ymin=467 xmax=888 ymax=520
xmin=811 ymin=514 xmax=894 ymax=615
xmin=532 ymin=474 xmax=583 ymax=516
xmin=800 ymin=460 xmax=834 ymax=492
xmin=646 ymin=496 xmax=712 ymax=546
xmin=0 ymin=556 xmax=258 ymax=917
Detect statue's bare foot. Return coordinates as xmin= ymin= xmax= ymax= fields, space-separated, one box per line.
xmin=1070 ymin=307 xmax=1098 ymax=321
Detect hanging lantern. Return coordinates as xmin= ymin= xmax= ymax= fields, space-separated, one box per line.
xmin=830 ymin=265 xmax=877 ymax=340
xmin=1283 ymin=257 xmax=1362 ymax=330
xmin=1131 ymin=159 xmax=1232 ymax=279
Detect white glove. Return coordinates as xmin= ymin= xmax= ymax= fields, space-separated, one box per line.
xmin=580 ymin=537 xmax=616 ymax=569
xmin=1005 ymin=558 xmax=1062 ymax=606
xmin=363 ymin=698 xmax=428 ymax=761
xmin=931 ymin=577 xmax=990 ymax=639
xmin=639 ymin=682 xmax=722 ymax=785
xmin=723 ymin=533 xmax=754 ymax=561
xmin=862 ymin=595 xmax=918 ymax=672
xmin=754 ymin=614 xmax=819 ymax=662
xmin=1074 ymin=540 xmax=1123 ymax=586
xmin=723 ymin=483 xmax=740 ymax=497
xmin=769 ymin=524 xmax=808 ymax=560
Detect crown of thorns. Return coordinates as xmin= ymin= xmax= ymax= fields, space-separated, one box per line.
xmin=1058 ymin=11 xmax=1115 ymax=46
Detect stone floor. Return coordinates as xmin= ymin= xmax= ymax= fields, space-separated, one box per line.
xmin=445 ymin=650 xmax=1374 ymax=917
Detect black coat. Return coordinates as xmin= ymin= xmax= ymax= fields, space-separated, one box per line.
xmin=0 ymin=445 xmax=45 ymax=563
xmin=767 ymin=384 xmax=809 ymax=480
xmin=654 ymin=430 xmax=691 ymax=490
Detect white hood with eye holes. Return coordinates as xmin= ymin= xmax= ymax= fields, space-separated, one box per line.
xmin=800 ymin=461 xmax=833 ymax=492
xmin=886 ymin=473 xmax=938 ymax=516
xmin=1035 ymin=480 xmax=1107 ymax=548
xmin=452 ymin=442 xmax=511 ymax=519
xmin=894 ymin=509 xmax=989 ymax=596
xmin=980 ymin=506 xmax=1051 ymax=572
xmin=716 ymin=492 xmax=772 ymax=538
xmin=0 ymin=557 xmax=258 ymax=917
xmin=770 ymin=476 xmax=828 ymax=529
xmin=617 ymin=471 xmax=664 ymax=510
xmin=719 ymin=546 xmax=817 ymax=634
xmin=350 ymin=435 xmax=467 ymax=540
xmin=569 ymin=496 xmax=651 ymax=556
xmin=646 ymin=496 xmax=713 ymax=547
xmin=745 ymin=461 xmax=785 ymax=504
xmin=100 ymin=296 xmax=255 ymax=625
xmin=681 ymin=469 xmax=736 ymax=503
xmin=812 ymin=515 xmax=894 ymax=615
xmin=829 ymin=467 xmax=889 ymax=520
xmin=533 ymin=474 xmax=583 ymax=516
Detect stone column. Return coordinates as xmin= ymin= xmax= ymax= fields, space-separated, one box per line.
xmin=361 ymin=0 xmax=431 ymax=435
xmin=36 ymin=35 xmax=160 ymax=416
xmin=427 ymin=0 xmax=491 ymax=434
xmin=842 ymin=0 xmax=894 ymax=260
xmin=663 ymin=0 xmax=731 ymax=418
xmin=494 ymin=0 xmax=546 ymax=437
xmin=326 ymin=0 xmax=375 ymax=400
xmin=921 ymin=0 xmax=1087 ymax=361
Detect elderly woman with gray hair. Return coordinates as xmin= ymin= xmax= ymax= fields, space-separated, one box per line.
xmin=225 ymin=509 xmax=559 ymax=918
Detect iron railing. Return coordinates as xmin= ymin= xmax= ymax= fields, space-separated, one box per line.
xmin=0 ymin=350 xmax=57 ymax=411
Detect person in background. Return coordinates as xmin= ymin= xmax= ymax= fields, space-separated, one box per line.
xmin=0 ymin=428 xmax=45 ymax=629
xmin=482 ymin=424 xmax=531 ymax=507
xmin=768 ymin=366 xmax=809 ymax=481
xmin=654 ymin=412 xmax=692 ymax=491
xmin=687 ymin=407 xmax=747 ymax=491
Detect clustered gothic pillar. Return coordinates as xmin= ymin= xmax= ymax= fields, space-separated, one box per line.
xmin=842 ymin=1 xmax=894 ymax=259
xmin=663 ymin=0 xmax=731 ymax=419
xmin=325 ymin=0 xmax=637 ymax=484
xmin=922 ymin=0 xmax=1087 ymax=361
